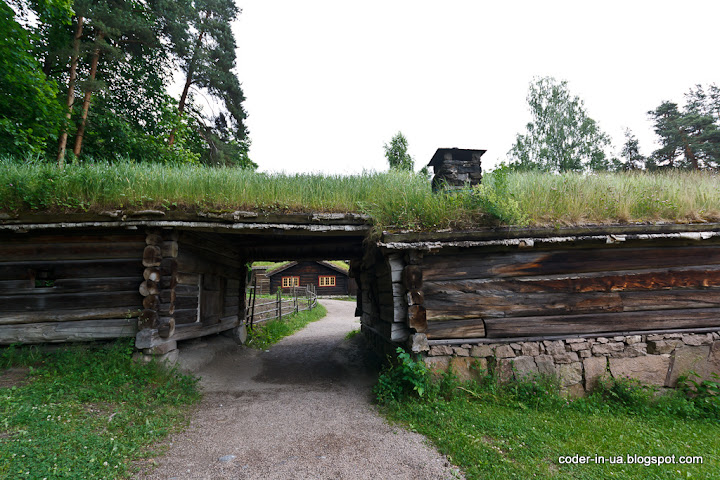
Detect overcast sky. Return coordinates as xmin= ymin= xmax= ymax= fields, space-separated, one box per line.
xmin=232 ymin=1 xmax=720 ymax=174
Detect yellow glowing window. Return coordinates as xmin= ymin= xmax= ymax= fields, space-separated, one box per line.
xmin=319 ymin=276 xmax=336 ymax=287
xmin=282 ymin=276 xmax=299 ymax=288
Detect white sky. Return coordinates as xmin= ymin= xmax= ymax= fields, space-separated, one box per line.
xmin=232 ymin=0 xmax=720 ymax=174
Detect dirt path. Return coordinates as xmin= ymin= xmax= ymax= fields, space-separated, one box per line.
xmin=138 ymin=300 xmax=462 ymax=480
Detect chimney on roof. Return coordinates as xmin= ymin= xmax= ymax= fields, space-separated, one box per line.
xmin=427 ymin=148 xmax=485 ymax=191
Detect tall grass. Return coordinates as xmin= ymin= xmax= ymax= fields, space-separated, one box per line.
xmin=510 ymin=170 xmax=720 ymax=226
xmin=1 ymin=158 xmax=720 ymax=230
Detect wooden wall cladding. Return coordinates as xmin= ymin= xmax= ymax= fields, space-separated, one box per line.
xmin=421 ymin=244 xmax=720 ymax=340
xmin=0 ymin=231 xmax=145 ymax=344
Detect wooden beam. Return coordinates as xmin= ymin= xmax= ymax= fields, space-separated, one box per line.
xmin=484 ymin=308 xmax=720 ymax=338
xmin=0 ymin=318 xmax=137 ymax=344
xmin=421 ymin=246 xmax=720 ymax=281
xmin=425 ymin=288 xmax=720 ymax=320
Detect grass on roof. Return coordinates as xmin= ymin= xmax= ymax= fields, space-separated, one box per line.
xmin=1 ymin=158 xmax=720 ymax=230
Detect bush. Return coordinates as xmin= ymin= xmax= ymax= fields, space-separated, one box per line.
xmin=374 ymin=348 xmax=431 ymax=403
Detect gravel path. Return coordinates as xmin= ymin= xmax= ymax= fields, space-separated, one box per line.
xmin=138 ymin=300 xmax=463 ymax=480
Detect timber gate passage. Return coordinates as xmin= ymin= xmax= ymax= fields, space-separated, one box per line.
xmin=1 ymin=212 xmax=720 ymax=394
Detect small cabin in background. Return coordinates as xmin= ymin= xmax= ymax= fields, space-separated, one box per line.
xmin=428 ymin=148 xmax=485 ymax=191
xmin=267 ymin=261 xmax=356 ymax=296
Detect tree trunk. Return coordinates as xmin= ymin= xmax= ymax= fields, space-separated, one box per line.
xmin=57 ymin=16 xmax=84 ymax=167
xmin=73 ymin=31 xmax=105 ymax=157
xmin=168 ymin=30 xmax=206 ymax=146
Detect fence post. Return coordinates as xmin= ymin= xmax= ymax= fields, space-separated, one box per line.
xmin=276 ymin=288 xmax=281 ymax=320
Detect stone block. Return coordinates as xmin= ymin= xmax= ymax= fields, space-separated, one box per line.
xmin=535 ymin=355 xmax=555 ymax=376
xmin=143 ymin=339 xmax=177 ymax=355
xmin=556 ymin=362 xmax=583 ymax=387
xmin=424 ymin=356 xmax=451 ymax=380
xmin=579 ymin=350 xmax=591 ymax=358
xmin=622 ymin=343 xmax=647 ymax=357
xmin=470 ymin=344 xmax=494 ymax=358
xmin=647 ymin=340 xmax=678 ymax=355
xmin=496 ymin=358 xmax=515 ymax=383
xmin=453 ymin=347 xmax=470 ymax=357
xmin=450 ymin=357 xmax=482 ymax=382
xmin=596 ymin=337 xmax=609 ymax=344
xmin=509 ymin=343 xmax=522 ymax=351
xmin=495 ymin=345 xmax=516 ymax=358
xmin=562 ymin=383 xmax=586 ymax=398
xmin=592 ymin=342 xmax=624 ymax=356
xmin=569 ymin=342 xmax=590 ymax=352
xmin=553 ymin=351 xmax=579 ymax=364
xmin=520 ymin=342 xmax=541 ymax=356
xmin=609 ymin=355 xmax=671 ymax=386
xmin=682 ymin=334 xmax=714 ymax=346
xmin=583 ymin=357 xmax=607 ymax=392
xmin=429 ymin=345 xmax=454 ymax=356
xmin=410 ymin=333 xmax=429 ymax=353
xmin=666 ymin=345 xmax=715 ymax=387
xmin=511 ymin=356 xmax=538 ymax=380
xmin=565 ymin=337 xmax=585 ymax=344
xmin=613 ymin=336 xmax=625 ymax=342
xmin=544 ymin=340 xmax=566 ymax=356
xmin=625 ymin=335 xmax=643 ymax=345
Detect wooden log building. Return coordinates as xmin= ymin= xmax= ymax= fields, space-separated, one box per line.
xmin=266 ymin=260 xmax=356 ymax=296
xmin=1 ymin=211 xmax=719 ymax=391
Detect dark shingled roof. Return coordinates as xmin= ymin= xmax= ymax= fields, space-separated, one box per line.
xmin=428 ymin=148 xmax=487 ymax=167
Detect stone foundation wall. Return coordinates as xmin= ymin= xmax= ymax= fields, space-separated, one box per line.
xmin=423 ymin=331 xmax=720 ymax=396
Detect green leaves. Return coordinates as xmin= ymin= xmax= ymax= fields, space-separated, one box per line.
xmin=384 ymin=131 xmax=415 ymax=171
xmin=508 ymin=77 xmax=611 ymax=173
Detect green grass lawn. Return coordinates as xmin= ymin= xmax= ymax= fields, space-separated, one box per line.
xmin=246 ymin=303 xmax=327 ymax=349
xmin=376 ymin=350 xmax=720 ymax=480
xmin=0 ymin=341 xmax=200 ymax=479
xmin=388 ymin=397 xmax=719 ymax=480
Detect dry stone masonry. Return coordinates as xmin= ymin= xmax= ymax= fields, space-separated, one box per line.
xmin=421 ymin=332 xmax=720 ymax=396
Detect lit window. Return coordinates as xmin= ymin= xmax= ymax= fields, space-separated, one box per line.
xmin=319 ymin=276 xmax=336 ymax=287
xmin=282 ymin=276 xmax=299 ymax=288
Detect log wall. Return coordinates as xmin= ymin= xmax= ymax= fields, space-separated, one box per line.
xmin=135 ymin=230 xmax=247 ymax=354
xmin=0 ymin=231 xmax=143 ymax=344
xmin=417 ymin=240 xmax=720 ymax=340
xmin=268 ymin=261 xmax=351 ymax=296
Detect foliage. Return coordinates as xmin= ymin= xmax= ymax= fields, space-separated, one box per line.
xmin=0 ymin=0 xmax=252 ymax=165
xmin=0 ymin=340 xmax=200 ymax=479
xmin=619 ymin=128 xmax=646 ymax=170
xmin=469 ymin=164 xmax=528 ymax=225
xmin=508 ymin=76 xmax=612 ymax=172
xmin=246 ymin=303 xmax=327 ymax=350
xmin=648 ymin=84 xmax=720 ymax=170
xmin=383 ymin=131 xmax=414 ymax=171
xmin=374 ymin=348 xmax=432 ymax=403
xmin=0 ymin=2 xmax=65 ymax=157
xmin=676 ymin=371 xmax=720 ymax=418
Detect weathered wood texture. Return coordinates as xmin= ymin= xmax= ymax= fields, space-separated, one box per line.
xmin=357 ymin=249 xmax=411 ymax=343
xmin=134 ymin=230 xmax=246 ymax=349
xmin=421 ymin=244 xmax=720 ymax=340
xmin=0 ymin=231 xmax=144 ymax=344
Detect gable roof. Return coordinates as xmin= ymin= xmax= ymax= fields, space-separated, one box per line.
xmin=266 ymin=260 xmax=349 ymax=277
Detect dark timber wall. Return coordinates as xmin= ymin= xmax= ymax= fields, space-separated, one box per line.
xmin=135 ymin=229 xmax=247 ymax=357
xmin=0 ymin=212 xmax=369 ymax=359
xmin=268 ymin=261 xmax=351 ymax=296
xmin=360 ymin=228 xmax=720 ymax=394
xmin=0 ymin=230 xmax=143 ymax=343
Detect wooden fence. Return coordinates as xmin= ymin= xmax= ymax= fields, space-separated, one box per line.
xmin=245 ymin=284 xmax=317 ymax=327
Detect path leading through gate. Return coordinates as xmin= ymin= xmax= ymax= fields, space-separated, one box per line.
xmin=139 ymin=299 xmax=462 ymax=480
